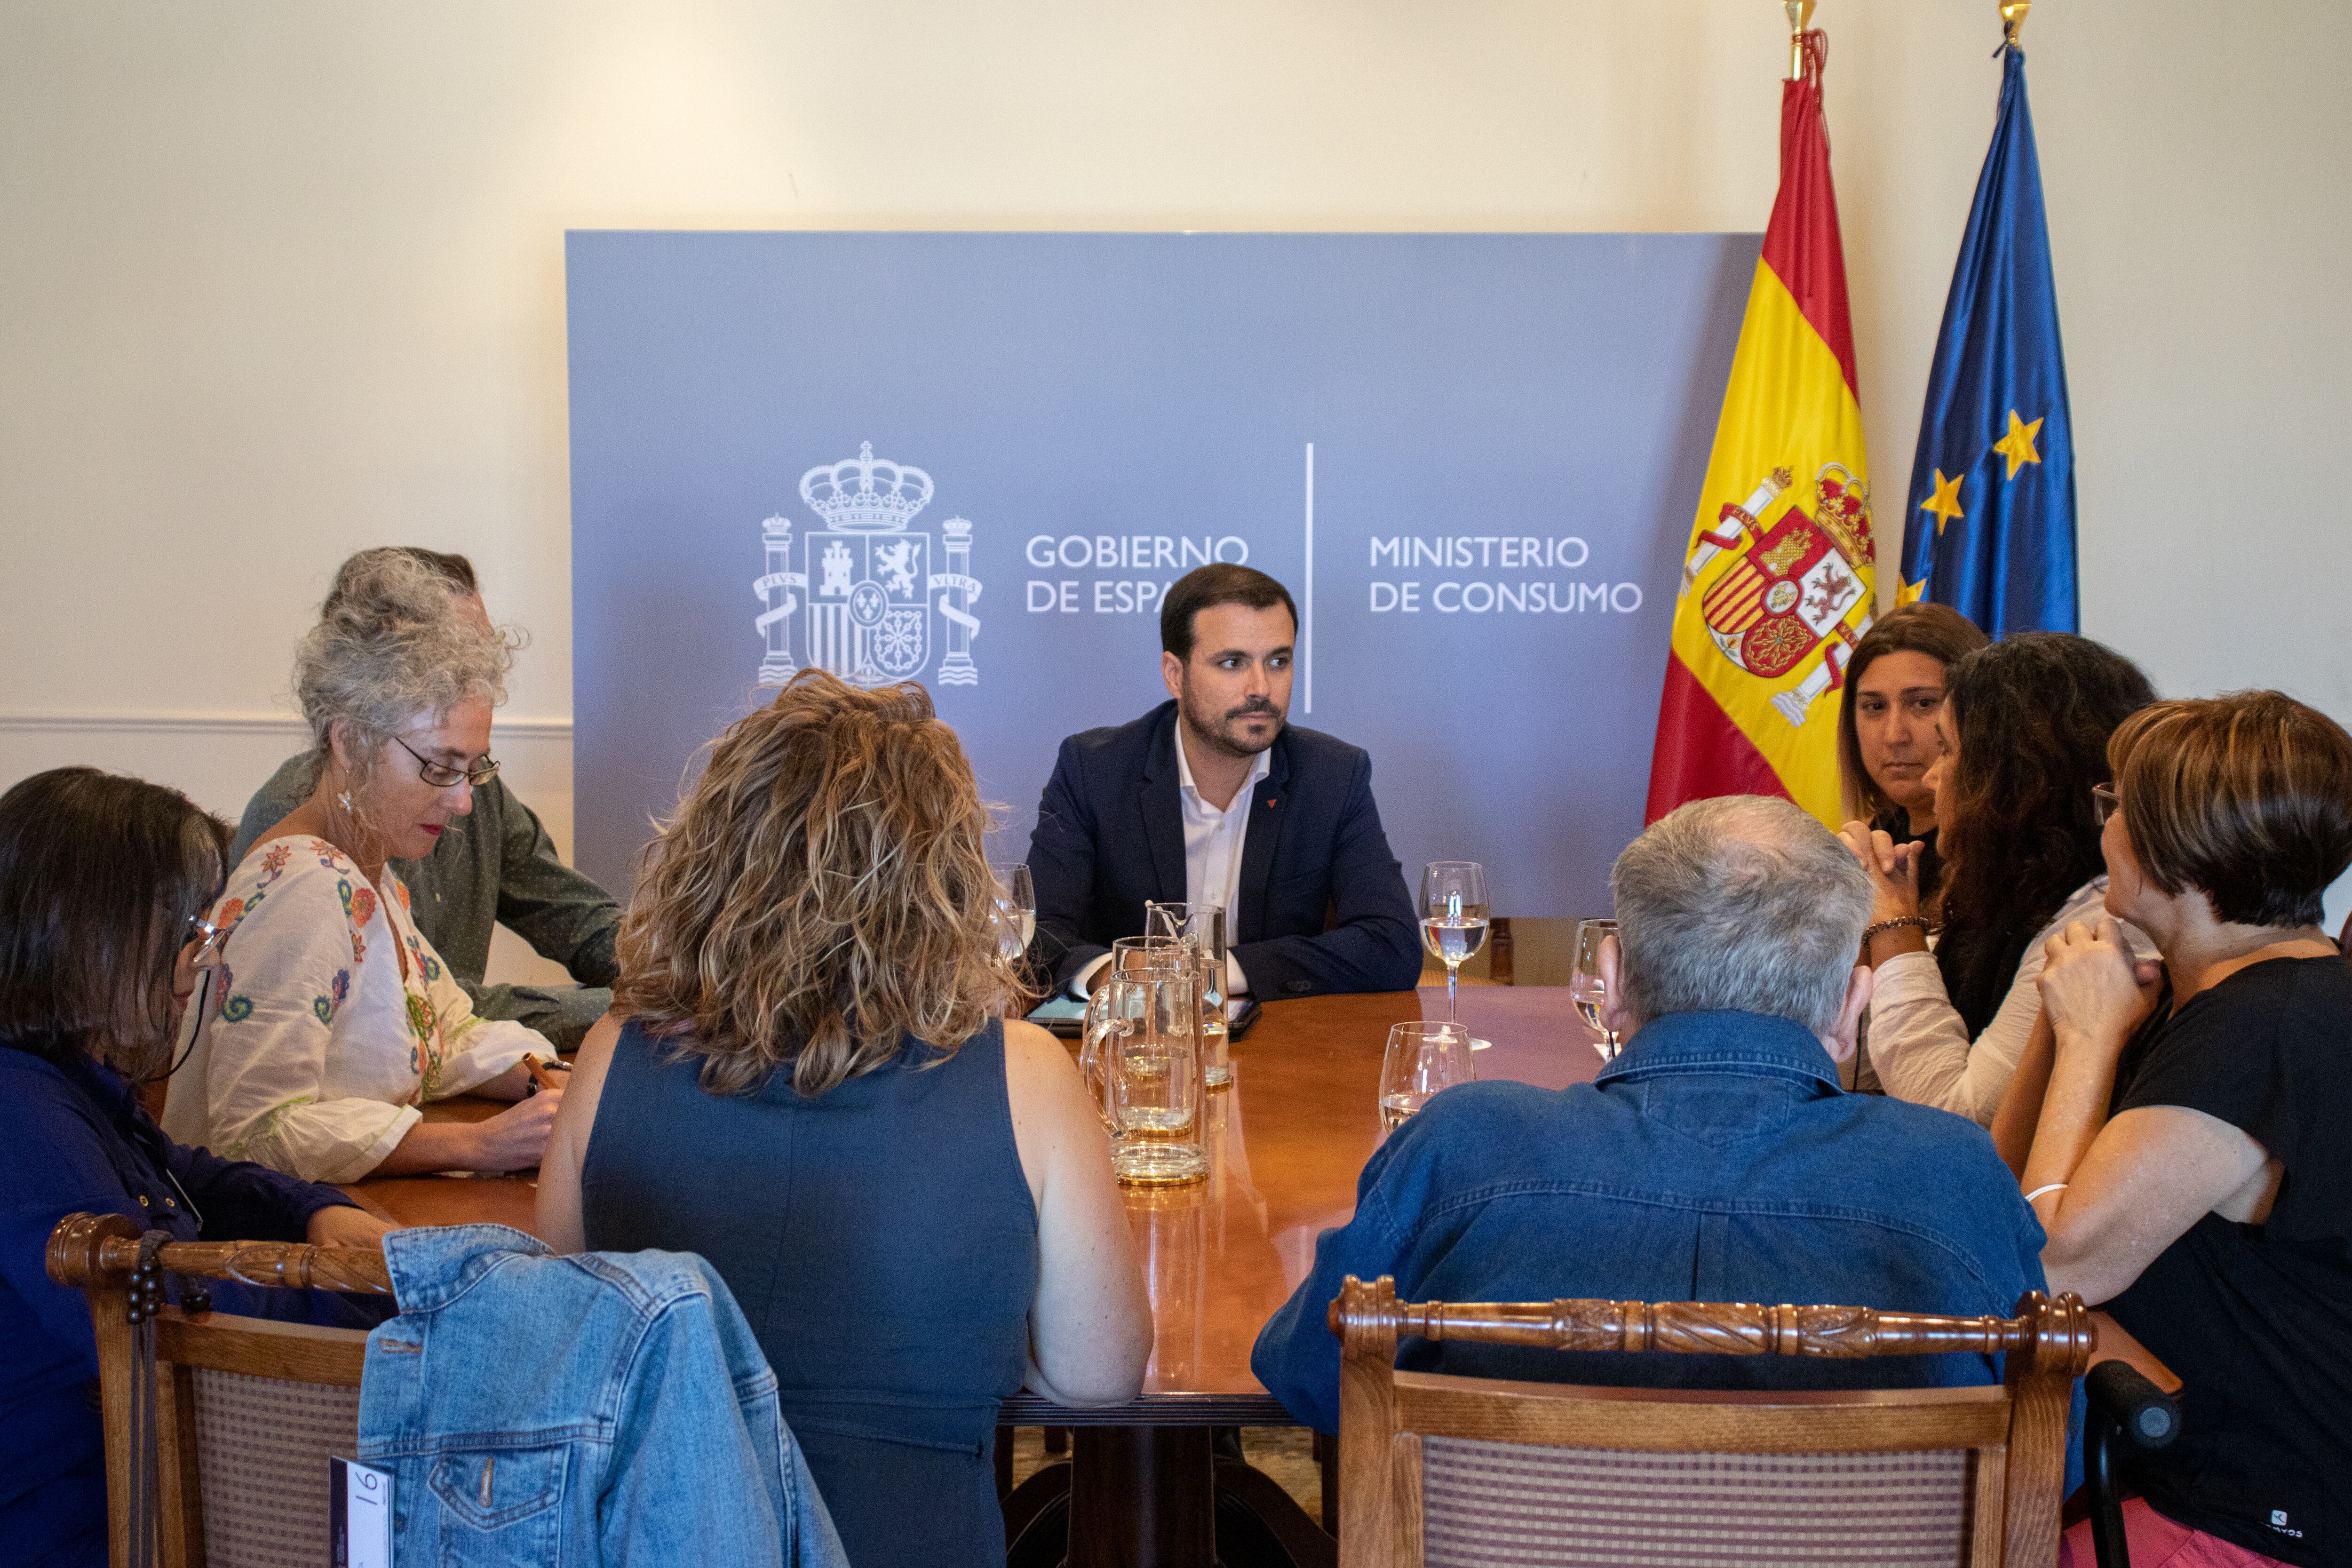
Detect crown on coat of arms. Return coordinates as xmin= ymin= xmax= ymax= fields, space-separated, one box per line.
xmin=1811 ymin=463 xmax=1876 ymax=566
xmin=799 ymin=441 xmax=934 ymax=533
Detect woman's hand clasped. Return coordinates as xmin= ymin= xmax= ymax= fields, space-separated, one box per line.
xmin=1837 ymin=821 xmax=1923 ymax=924
xmin=2036 ymin=917 xmax=2163 ymax=1055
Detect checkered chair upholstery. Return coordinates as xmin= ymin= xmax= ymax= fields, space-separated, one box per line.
xmin=1331 ymin=1275 xmax=2090 ymax=1568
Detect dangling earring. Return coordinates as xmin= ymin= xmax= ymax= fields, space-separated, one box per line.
xmin=338 ymin=790 xmax=353 ymax=812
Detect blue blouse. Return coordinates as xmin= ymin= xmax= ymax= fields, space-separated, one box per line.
xmin=0 ymin=1044 xmax=388 ymax=1568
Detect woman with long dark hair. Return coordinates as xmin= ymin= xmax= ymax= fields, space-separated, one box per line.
xmin=0 ymin=768 xmax=392 ymax=1568
xmin=1840 ymin=633 xmax=2155 ymax=1124
xmin=1835 ymin=603 xmax=1988 ymax=896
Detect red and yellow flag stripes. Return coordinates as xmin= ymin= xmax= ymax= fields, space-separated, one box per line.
xmin=1645 ymin=33 xmax=1875 ymax=828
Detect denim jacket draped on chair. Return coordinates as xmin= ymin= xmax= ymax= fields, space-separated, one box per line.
xmin=358 ymin=1224 xmax=846 ymax=1568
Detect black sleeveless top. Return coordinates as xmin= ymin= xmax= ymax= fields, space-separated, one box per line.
xmin=581 ymin=1018 xmax=1039 ymax=1568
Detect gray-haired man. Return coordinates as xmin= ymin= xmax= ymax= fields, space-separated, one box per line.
xmin=1253 ymin=795 xmax=2060 ymax=1434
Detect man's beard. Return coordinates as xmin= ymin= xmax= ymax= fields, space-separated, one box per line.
xmin=1180 ymin=685 xmax=1285 ymax=760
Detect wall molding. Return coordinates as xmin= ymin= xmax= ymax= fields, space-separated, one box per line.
xmin=0 ymin=710 xmax=573 ymax=740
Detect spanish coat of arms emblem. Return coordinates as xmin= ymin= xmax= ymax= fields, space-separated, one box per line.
xmin=1679 ymin=462 xmax=1876 ymax=728
xmin=753 ymin=441 xmax=983 ymax=688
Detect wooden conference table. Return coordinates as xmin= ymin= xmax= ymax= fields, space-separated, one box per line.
xmin=339 ymin=986 xmax=2172 ymax=1568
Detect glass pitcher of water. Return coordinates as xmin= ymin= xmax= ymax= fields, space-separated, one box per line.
xmin=1101 ymin=964 xmax=1210 ymax=1186
xmin=1145 ymin=901 xmax=1231 ymax=1088
xmin=1079 ymin=936 xmax=1184 ymax=1134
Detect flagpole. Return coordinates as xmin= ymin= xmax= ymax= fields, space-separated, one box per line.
xmin=1785 ymin=0 xmax=1815 ymax=79
xmin=2001 ymin=1 xmax=2031 ymax=49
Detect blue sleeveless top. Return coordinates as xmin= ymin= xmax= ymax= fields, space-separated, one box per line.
xmin=581 ymin=1018 xmax=1039 ymax=1568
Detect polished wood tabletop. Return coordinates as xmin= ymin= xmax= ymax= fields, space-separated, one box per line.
xmin=340 ymin=984 xmax=2174 ymax=1411
xmin=1013 ymin=984 xmax=1603 ymax=1421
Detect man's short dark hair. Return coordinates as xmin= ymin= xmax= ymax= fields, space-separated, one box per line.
xmin=324 ymin=547 xmax=477 ymax=615
xmin=1160 ymin=565 xmax=1297 ymax=662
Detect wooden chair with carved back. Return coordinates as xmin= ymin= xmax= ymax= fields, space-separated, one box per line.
xmin=46 ymin=1211 xmax=398 ymax=1568
xmin=1331 ymin=1274 xmax=2093 ymax=1568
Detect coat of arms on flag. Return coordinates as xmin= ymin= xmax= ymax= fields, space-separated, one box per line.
xmin=1686 ymin=462 xmax=1874 ymax=724
xmin=753 ymin=441 xmax=984 ymax=689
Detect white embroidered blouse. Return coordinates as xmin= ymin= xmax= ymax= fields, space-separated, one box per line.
xmin=162 ymin=836 xmax=553 ymax=1183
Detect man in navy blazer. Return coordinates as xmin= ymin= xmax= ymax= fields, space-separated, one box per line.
xmin=1026 ymin=565 xmax=1421 ymax=1000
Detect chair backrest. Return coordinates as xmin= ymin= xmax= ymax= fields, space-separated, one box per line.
xmin=1331 ymin=1274 xmax=2090 ymax=1568
xmin=47 ymin=1211 xmax=397 ymax=1568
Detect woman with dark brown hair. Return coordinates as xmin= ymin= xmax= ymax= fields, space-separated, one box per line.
xmin=1997 ymin=692 xmax=2352 ymax=1568
xmin=537 ymin=671 xmax=1149 ymax=1568
xmin=0 ymin=768 xmax=392 ymax=1568
xmin=1840 ymin=632 xmax=2155 ymax=1123
xmin=1835 ymin=602 xmax=1988 ymax=895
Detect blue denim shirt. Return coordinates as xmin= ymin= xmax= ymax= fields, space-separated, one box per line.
xmin=1254 ymin=1010 xmax=2064 ymax=1435
xmin=358 ymin=1225 xmax=846 ymax=1568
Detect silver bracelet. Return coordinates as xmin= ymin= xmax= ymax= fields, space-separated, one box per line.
xmin=2023 ymin=1182 xmax=2068 ymax=1203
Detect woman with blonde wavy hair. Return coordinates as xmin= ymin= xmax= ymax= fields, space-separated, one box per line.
xmin=538 ymin=671 xmax=1150 ymax=1568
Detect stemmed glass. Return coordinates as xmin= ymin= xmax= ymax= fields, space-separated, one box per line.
xmin=1419 ymin=862 xmax=1490 ymax=1022
xmin=988 ymin=864 xmax=1035 ymax=965
xmin=1378 ymin=1022 xmax=1477 ymax=1129
xmin=1571 ymin=917 xmax=1622 ymax=1061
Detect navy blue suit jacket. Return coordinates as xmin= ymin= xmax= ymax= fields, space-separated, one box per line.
xmin=1026 ymin=701 xmax=1420 ymax=999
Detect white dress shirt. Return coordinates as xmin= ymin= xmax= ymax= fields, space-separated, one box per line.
xmin=1176 ymin=722 xmax=1269 ymax=999
xmin=1072 ymin=718 xmax=1268 ymax=998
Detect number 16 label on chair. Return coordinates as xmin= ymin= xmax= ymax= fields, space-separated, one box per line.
xmin=332 ymin=1456 xmax=395 ymax=1568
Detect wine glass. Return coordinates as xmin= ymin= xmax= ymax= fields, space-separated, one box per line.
xmin=1378 ymin=1022 xmax=1477 ymax=1129
xmin=1419 ymin=862 xmax=1490 ymax=1022
xmin=1571 ymin=917 xmax=1621 ymax=1061
xmin=989 ymin=864 xmax=1035 ymax=964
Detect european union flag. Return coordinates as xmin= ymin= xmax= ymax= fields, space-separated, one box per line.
xmin=1902 ymin=43 xmax=2075 ymax=635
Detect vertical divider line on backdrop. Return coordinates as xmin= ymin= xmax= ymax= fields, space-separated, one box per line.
xmin=1303 ymin=442 xmax=1316 ymax=716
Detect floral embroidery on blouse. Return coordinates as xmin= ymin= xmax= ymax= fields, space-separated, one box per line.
xmin=310 ymin=968 xmax=353 ymax=1027
xmin=406 ymin=989 xmax=447 ymax=1098
xmin=161 ymin=834 xmax=551 ymax=1184
xmin=334 ymin=878 xmax=370 ymax=966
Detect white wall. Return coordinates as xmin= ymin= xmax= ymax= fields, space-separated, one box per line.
xmin=5 ymin=0 xmax=2347 ymax=927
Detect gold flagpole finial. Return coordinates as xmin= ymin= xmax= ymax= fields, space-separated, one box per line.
xmin=1786 ymin=0 xmax=1817 ymax=79
xmin=2001 ymin=0 xmax=2030 ymax=48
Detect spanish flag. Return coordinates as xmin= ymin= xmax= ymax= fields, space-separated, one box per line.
xmin=1645 ymin=31 xmax=1875 ymax=828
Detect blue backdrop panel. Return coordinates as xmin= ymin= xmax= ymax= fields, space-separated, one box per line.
xmin=567 ymin=231 xmax=1757 ymax=915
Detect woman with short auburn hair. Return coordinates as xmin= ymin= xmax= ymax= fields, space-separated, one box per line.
xmin=537 ymin=670 xmax=1150 ymax=1568
xmin=1996 ymin=690 xmax=2352 ymax=1568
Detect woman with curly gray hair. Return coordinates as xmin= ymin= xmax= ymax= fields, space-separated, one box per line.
xmin=163 ymin=552 xmax=561 ymax=1180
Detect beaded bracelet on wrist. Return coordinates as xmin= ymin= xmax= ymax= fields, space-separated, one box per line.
xmin=1861 ymin=916 xmax=1931 ymax=946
